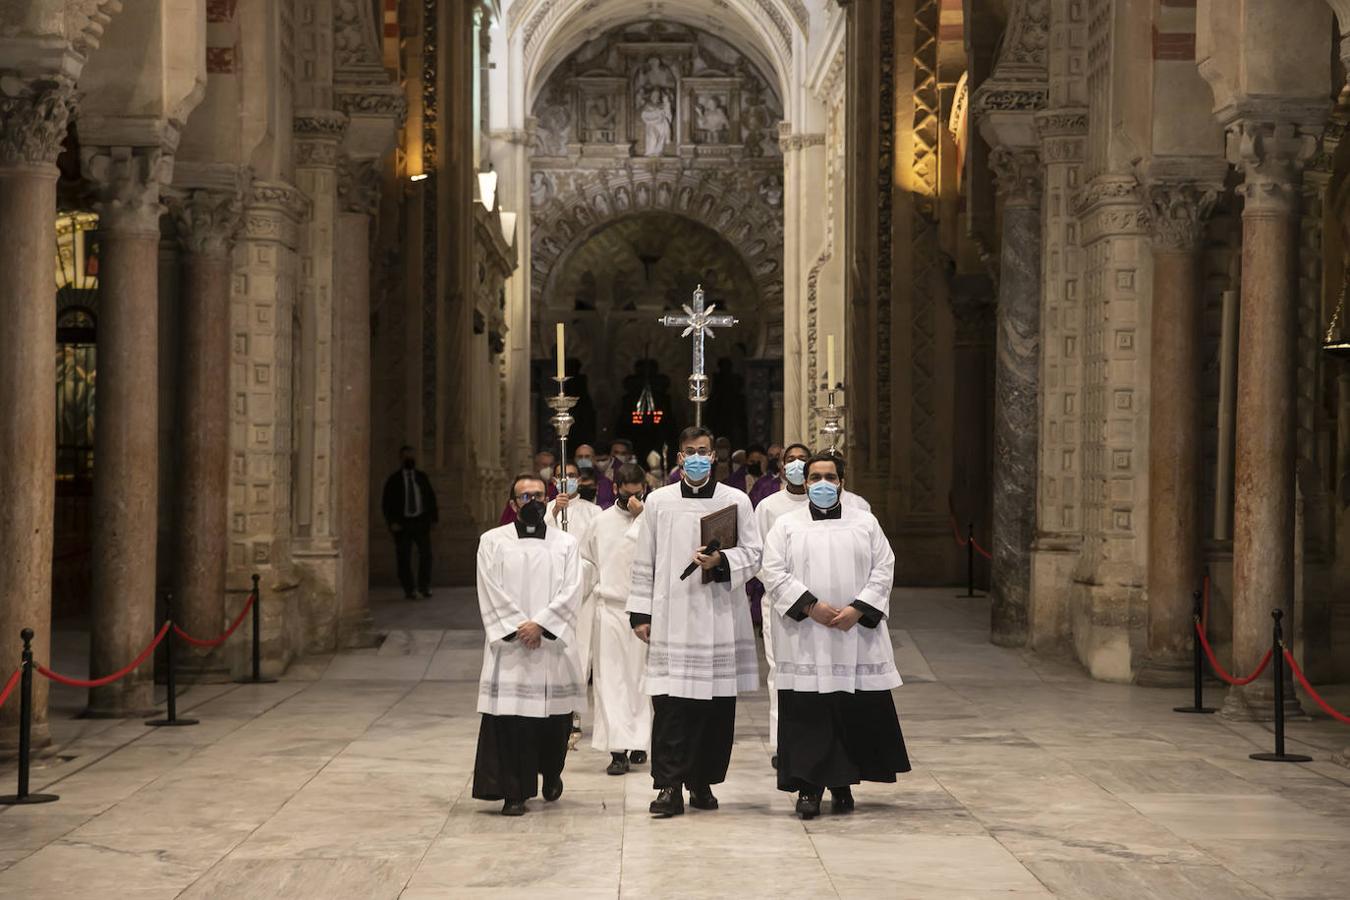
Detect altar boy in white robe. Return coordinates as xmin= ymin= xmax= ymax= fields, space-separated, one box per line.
xmin=628 ymin=426 xmax=762 ymax=818
xmin=580 ymin=463 xmax=653 ymax=775
xmin=761 ymin=453 xmax=910 ymax=820
xmin=473 ymin=474 xmax=586 ymax=816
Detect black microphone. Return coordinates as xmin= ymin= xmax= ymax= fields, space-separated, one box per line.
xmin=680 ymin=539 xmax=722 ymax=581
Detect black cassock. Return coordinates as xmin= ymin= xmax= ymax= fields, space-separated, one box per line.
xmin=649 ymin=695 xmax=737 ymax=789
xmin=776 ymin=689 xmax=911 ymax=793
xmin=471 ymin=713 xmax=573 ymax=802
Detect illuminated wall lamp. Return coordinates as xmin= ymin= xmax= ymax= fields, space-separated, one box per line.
xmin=478 ymin=168 xmax=498 ymax=211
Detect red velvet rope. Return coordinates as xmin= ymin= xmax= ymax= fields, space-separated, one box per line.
xmin=950 ymin=516 xmax=994 ymax=561
xmin=1194 ymin=619 xmax=1273 ymax=686
xmin=172 ymin=593 xmax=256 ymax=648
xmin=0 ymin=668 xmax=20 ymax=709
xmin=37 ymin=621 xmax=172 ymax=688
xmin=1284 ymin=649 xmax=1350 ymax=725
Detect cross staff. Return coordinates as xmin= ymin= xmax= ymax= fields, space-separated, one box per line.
xmin=658 ymin=285 xmax=737 ymax=427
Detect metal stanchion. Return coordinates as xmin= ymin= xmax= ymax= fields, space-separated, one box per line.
xmin=147 ymin=602 xmax=197 ymax=727
xmin=1250 ymin=609 xmax=1311 ymax=763
xmin=0 ymin=630 xmax=59 ymax=805
xmin=237 ymin=574 xmax=276 ymax=684
xmin=956 ymin=522 xmax=982 ymax=598
xmin=1174 ymin=590 xmax=1216 ymax=714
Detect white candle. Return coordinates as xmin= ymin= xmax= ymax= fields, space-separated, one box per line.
xmin=556 ymin=322 xmax=565 ymax=380
xmin=826 ymin=334 xmax=836 ymax=390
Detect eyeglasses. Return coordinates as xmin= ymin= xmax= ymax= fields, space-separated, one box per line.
xmin=682 ymin=447 xmax=713 ymax=457
xmin=516 ymin=491 xmax=546 ymax=503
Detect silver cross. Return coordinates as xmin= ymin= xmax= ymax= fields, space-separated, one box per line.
xmin=658 ymin=285 xmax=737 ymax=424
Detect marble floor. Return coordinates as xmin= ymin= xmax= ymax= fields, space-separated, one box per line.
xmin=1 ymin=588 xmax=1349 ymax=899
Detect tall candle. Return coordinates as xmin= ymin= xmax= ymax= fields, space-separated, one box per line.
xmin=556 ymin=322 xmax=565 ymax=380
xmin=826 ymin=334 xmax=836 ymax=390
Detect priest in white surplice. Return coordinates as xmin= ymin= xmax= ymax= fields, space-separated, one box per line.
xmin=473 ymin=475 xmax=586 ymax=817
xmin=755 ymin=444 xmax=872 ymax=765
xmin=761 ymin=453 xmax=910 ymax=820
xmin=580 ymin=463 xmax=653 ymax=776
xmin=546 ymin=462 xmax=602 ymax=692
xmin=628 ymin=426 xmax=762 ymax=818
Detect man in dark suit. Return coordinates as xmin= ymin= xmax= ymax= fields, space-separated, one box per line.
xmin=382 ymin=445 xmax=439 ymax=599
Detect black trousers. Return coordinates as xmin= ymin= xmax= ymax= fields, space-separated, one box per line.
xmin=776 ymin=689 xmax=911 ymax=794
xmin=393 ymin=519 xmax=432 ymax=594
xmin=472 ymin=713 xmax=572 ymax=802
xmin=650 ymin=695 xmax=736 ymax=789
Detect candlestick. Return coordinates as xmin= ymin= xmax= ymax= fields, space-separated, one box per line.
xmin=826 ymin=334 xmax=835 ymax=390
xmin=546 ymin=376 xmax=578 ymax=531
xmin=555 ymin=322 xmax=566 ymax=380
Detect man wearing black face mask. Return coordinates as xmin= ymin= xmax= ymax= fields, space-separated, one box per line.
xmin=381 ymin=445 xmax=439 ymax=599
xmin=726 ymin=443 xmax=769 ymax=496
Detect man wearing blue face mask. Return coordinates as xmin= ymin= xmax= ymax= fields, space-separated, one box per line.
xmin=627 ymin=425 xmax=763 ymax=818
xmin=761 ymin=453 xmax=910 ymax=820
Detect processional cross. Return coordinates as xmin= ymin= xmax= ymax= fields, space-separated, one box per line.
xmin=659 ymin=285 xmax=737 ymax=427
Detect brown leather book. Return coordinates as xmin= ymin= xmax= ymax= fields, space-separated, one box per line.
xmin=700 ymin=505 xmax=739 ymax=585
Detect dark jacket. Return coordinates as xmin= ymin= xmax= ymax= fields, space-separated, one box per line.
xmin=382 ymin=468 xmax=439 ymax=526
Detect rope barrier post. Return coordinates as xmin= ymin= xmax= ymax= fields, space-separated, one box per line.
xmin=0 ymin=629 xmax=59 ymax=805
xmin=1250 ymin=609 xmax=1311 ymax=764
xmin=1174 ymin=590 xmax=1216 ymax=715
xmin=146 ymin=601 xmax=197 ymax=727
xmin=237 ymin=574 xmax=276 ymax=685
xmin=965 ymin=523 xmax=976 ymax=598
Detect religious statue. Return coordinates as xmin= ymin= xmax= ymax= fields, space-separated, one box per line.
xmin=640 ymin=88 xmax=672 ymax=157
xmin=694 ymin=95 xmax=730 ymax=143
xmin=584 ymin=94 xmax=617 ymax=143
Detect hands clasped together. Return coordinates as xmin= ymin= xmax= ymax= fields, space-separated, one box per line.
xmin=515 ymin=620 xmax=545 ymax=649
xmin=807 ymin=601 xmax=863 ymax=632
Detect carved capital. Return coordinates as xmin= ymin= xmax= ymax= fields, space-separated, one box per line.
xmin=338 ymin=156 xmax=382 ymax=216
xmin=83 ymin=145 xmax=173 ymax=234
xmin=988 ymin=146 xmax=1042 ymax=207
xmin=1146 ymin=182 xmax=1220 ymax=252
xmin=0 ymin=77 xmax=76 ymax=167
xmin=1229 ymin=117 xmax=1321 ymax=215
xmin=169 ymin=187 xmax=245 ymax=257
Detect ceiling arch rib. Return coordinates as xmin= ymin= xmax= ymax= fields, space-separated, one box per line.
xmin=517 ymin=0 xmax=799 ymax=107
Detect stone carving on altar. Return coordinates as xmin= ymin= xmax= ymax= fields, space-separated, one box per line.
xmin=639 ymin=87 xmax=673 ymax=156
xmin=693 ymin=93 xmax=731 ymax=144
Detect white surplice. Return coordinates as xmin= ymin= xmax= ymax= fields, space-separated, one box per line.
xmin=761 ymin=503 xmax=901 ymax=694
xmin=755 ymin=487 xmax=873 ymax=748
xmin=475 ymin=523 xmax=587 ymax=718
xmin=628 ymin=481 xmax=762 ymax=699
xmin=546 ymin=495 xmax=602 ymax=677
xmin=580 ymin=504 xmax=652 ymax=751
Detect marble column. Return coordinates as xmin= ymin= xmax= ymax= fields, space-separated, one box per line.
xmin=1223 ymin=120 xmax=1309 ymax=720
xmin=988 ymin=146 xmax=1043 ymax=647
xmin=0 ymin=79 xmax=73 ymax=752
xmin=1138 ymin=182 xmax=1219 ymax=686
xmin=168 ymin=186 xmax=243 ymax=678
xmin=84 ymin=145 xmax=169 ymax=716
xmin=335 ymin=158 xmax=379 ymax=648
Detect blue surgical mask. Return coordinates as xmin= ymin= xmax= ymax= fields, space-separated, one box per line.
xmin=563 ymin=477 xmax=578 ymax=494
xmin=682 ymin=454 xmax=712 ymax=481
xmin=576 ymin=457 xmax=594 ymax=471
xmin=784 ymin=460 xmax=806 ymax=486
xmin=808 ymin=481 xmax=840 ymax=509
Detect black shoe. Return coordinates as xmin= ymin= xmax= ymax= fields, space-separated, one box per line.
xmin=829 ymin=786 xmax=855 ymax=814
xmin=687 ymin=785 xmax=719 ymax=810
xmin=795 ymin=791 xmax=822 ymax=820
xmin=542 ymin=776 xmax=564 ymax=802
xmin=606 ymin=753 xmax=630 ymax=776
xmin=629 ymin=750 xmax=647 ymax=765
xmin=771 ymin=754 xmax=779 ymax=770
xmin=649 ymin=787 xmax=684 ymax=817
xmin=501 ymin=799 xmax=527 ymax=816
xmin=419 ymin=589 xmax=433 ymax=598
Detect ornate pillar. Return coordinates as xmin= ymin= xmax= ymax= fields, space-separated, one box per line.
xmin=0 ymin=78 xmax=74 ymax=750
xmin=83 ymin=145 xmax=170 ymax=716
xmin=1138 ymin=181 xmax=1219 ymax=686
xmin=168 ymin=184 xmax=244 ymax=678
xmin=987 ymin=146 xmax=1043 ymax=646
xmin=335 ymin=158 xmax=379 ymax=647
xmin=1223 ymin=117 xmax=1318 ymax=720
xmin=292 ymin=111 xmax=347 ymax=646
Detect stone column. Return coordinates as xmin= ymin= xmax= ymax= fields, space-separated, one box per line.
xmin=167 ymin=186 xmax=244 ymax=679
xmin=1223 ymin=119 xmax=1313 ymax=720
xmin=83 ymin=145 xmax=170 ymax=716
xmin=335 ymin=158 xmax=379 ymax=648
xmin=1138 ymin=182 xmax=1219 ymax=686
xmin=0 ymin=78 xmax=74 ymax=752
xmin=988 ymin=146 xmax=1043 ymax=647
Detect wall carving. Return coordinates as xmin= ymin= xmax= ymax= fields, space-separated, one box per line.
xmin=0 ymin=77 xmax=75 ymax=166
xmin=875 ymin=0 xmax=896 ymax=466
xmin=421 ymin=0 xmax=438 ymax=455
